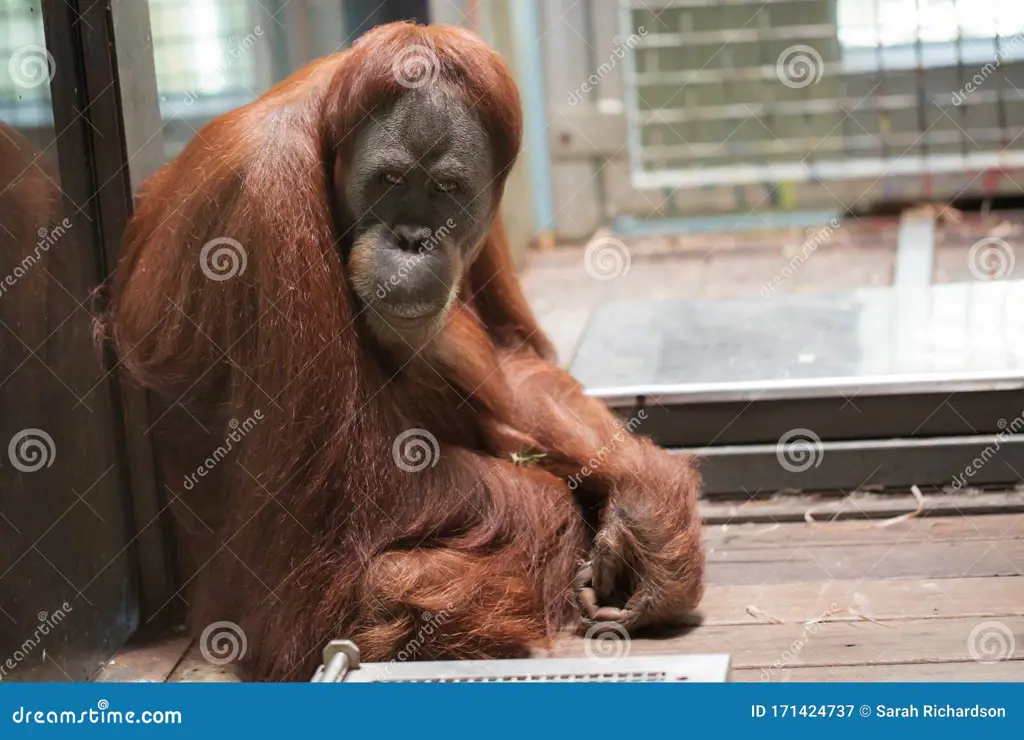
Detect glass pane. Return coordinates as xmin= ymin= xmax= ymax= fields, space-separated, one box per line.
xmin=1 ymin=0 xmax=137 ymax=680
xmin=148 ymin=0 xmax=361 ymax=160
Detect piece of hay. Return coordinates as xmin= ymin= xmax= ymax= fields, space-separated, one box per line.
xmin=510 ymin=447 xmax=546 ymax=467
xmin=745 ymin=605 xmax=784 ymax=624
xmin=803 ymin=506 xmax=841 ymax=525
xmin=873 ymin=485 xmax=925 ymax=528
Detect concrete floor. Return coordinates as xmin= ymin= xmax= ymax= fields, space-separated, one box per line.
xmin=520 ymin=213 xmax=1024 ymax=366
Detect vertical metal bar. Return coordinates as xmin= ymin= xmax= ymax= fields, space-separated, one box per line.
xmin=261 ymin=0 xmax=295 ymax=85
xmin=580 ymin=0 xmax=610 ymax=221
xmin=832 ymin=0 xmax=851 ymax=169
xmin=24 ymin=0 xmax=144 ymax=677
xmin=619 ymin=0 xmax=645 ymax=186
xmin=912 ymin=0 xmax=931 ymax=198
xmin=873 ymin=0 xmax=891 ymax=171
xmin=320 ymin=652 xmax=351 ymax=682
xmin=71 ymin=0 xmax=179 ymax=622
xmin=990 ymin=2 xmax=1010 ymax=154
xmin=510 ymin=0 xmax=555 ymax=236
xmin=953 ymin=0 xmax=968 ymax=161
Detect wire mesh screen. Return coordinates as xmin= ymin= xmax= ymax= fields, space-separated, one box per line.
xmin=622 ymin=0 xmax=1024 ymax=189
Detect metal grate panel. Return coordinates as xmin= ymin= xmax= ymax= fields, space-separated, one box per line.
xmin=311 ymin=641 xmax=731 ymax=683
xmin=621 ymin=0 xmax=1024 ymax=188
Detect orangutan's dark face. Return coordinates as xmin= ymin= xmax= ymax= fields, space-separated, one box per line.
xmin=339 ymin=87 xmax=495 ymax=344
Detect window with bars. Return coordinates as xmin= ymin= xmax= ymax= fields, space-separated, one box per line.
xmin=622 ymin=0 xmax=1024 ymax=189
xmin=0 ymin=0 xmax=268 ymax=135
xmin=0 ymin=0 xmax=49 ymax=131
xmin=148 ymin=0 xmax=267 ymax=116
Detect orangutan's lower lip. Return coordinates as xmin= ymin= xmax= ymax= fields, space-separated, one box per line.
xmin=375 ymin=303 xmax=444 ymax=324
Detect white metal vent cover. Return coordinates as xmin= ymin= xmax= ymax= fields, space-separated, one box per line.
xmin=311 ymin=641 xmax=730 ymax=683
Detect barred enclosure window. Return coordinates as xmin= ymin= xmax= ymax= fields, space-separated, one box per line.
xmin=623 ymin=0 xmax=1024 ymax=190
xmin=0 ymin=0 xmax=50 ymax=131
xmin=149 ymin=0 xmax=266 ymax=105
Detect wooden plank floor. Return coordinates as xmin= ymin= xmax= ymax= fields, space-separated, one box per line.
xmin=552 ymin=512 xmax=1024 ymax=681
xmin=520 ymin=215 xmax=1024 ymax=680
xmin=123 ymin=511 xmax=1022 ymax=683
xmin=103 ymin=219 xmax=1024 ymax=682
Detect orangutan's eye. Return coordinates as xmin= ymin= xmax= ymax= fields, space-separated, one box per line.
xmin=434 ymin=180 xmax=458 ymax=194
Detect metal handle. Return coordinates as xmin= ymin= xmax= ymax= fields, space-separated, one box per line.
xmin=311 ymin=640 xmax=361 ymax=682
